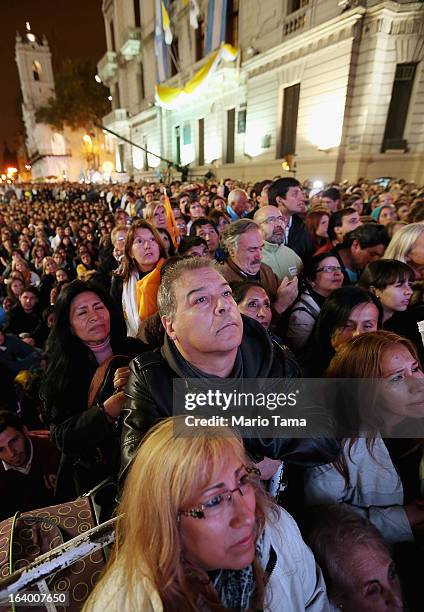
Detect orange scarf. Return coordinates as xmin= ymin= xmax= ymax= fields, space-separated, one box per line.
xmin=136 ymin=258 xmax=165 ymax=321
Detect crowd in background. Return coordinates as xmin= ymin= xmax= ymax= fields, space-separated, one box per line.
xmin=1 ymin=174 xmax=424 ymax=610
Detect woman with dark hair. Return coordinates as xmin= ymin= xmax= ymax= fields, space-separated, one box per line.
xmin=156 ymin=227 xmax=176 ymax=256
xmin=286 ymin=254 xmax=344 ymax=353
xmin=41 ymin=279 xmax=144 ymax=500
xmin=301 ymin=286 xmax=383 ymax=376
xmin=112 ymin=220 xmax=167 ymax=337
xmin=359 ymin=259 xmax=424 ymax=365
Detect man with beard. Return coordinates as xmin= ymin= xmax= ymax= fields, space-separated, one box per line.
xmin=219 ymin=219 xmax=298 ymax=315
xmin=254 ymin=205 xmax=303 ymax=282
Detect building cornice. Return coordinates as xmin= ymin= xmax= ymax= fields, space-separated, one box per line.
xmin=243 ymin=6 xmax=366 ymax=78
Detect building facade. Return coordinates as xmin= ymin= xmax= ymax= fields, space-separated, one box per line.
xmin=97 ymin=0 xmax=424 ymax=183
xmin=15 ymin=23 xmax=114 ymax=182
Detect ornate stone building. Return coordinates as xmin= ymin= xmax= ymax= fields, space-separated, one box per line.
xmin=97 ymin=0 xmax=424 ymax=183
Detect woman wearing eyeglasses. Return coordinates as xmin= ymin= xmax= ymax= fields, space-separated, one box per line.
xmin=286 ymin=254 xmax=344 ymax=353
xmin=84 ymin=418 xmax=330 ymax=611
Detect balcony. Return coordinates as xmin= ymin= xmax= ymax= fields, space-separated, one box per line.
xmin=283 ymin=4 xmax=309 ymax=38
xmin=102 ymin=108 xmax=129 ymax=131
xmin=97 ymin=51 xmax=118 ymax=84
xmin=120 ymin=27 xmax=141 ymax=60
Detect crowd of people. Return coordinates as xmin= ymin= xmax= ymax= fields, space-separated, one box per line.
xmin=0 ymin=174 xmax=424 ymax=610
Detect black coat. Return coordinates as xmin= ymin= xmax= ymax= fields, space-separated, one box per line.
xmin=120 ymin=316 xmax=339 ymax=484
xmin=287 ymin=215 xmax=314 ymax=261
xmin=44 ymin=335 xmax=145 ymax=501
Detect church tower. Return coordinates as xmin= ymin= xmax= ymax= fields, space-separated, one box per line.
xmin=15 ymin=23 xmax=68 ymax=179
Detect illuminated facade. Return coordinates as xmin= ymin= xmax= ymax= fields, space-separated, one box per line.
xmin=98 ymin=0 xmax=424 ymax=183
xmin=15 ymin=24 xmax=114 ymax=182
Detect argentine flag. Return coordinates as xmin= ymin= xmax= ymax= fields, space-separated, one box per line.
xmin=205 ymin=0 xmax=228 ymax=54
xmin=154 ymin=0 xmax=171 ymax=82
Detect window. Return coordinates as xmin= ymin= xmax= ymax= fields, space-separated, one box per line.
xmin=138 ymin=64 xmax=145 ymax=102
xmin=110 ymin=20 xmax=116 ymax=51
xmin=381 ymin=63 xmax=416 ymax=152
xmin=133 ymin=0 xmax=141 ymax=28
xmin=32 ymin=60 xmax=42 ymax=81
xmin=237 ymin=110 xmax=246 ymax=134
xmin=287 ymin=0 xmax=308 ymax=14
xmin=195 ymin=18 xmax=205 ymax=62
xmin=226 ymin=108 xmax=236 ymax=164
xmin=117 ymin=143 xmax=126 ymax=172
xmin=143 ymin=137 xmax=149 ymax=171
xmin=198 ymin=119 xmax=205 ymax=166
xmin=170 ymin=37 xmax=179 ymax=76
xmin=226 ymin=0 xmax=239 ymax=47
xmin=114 ymin=83 xmax=121 ymax=109
xmin=175 ymin=126 xmax=181 ymax=166
xmin=278 ymin=83 xmax=300 ymax=158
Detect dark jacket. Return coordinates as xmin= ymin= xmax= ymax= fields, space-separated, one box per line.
xmin=120 ymin=316 xmax=339 ymax=483
xmin=0 ymin=333 xmax=41 ymax=375
xmin=287 ymin=215 xmax=314 ymax=261
xmin=3 ymin=304 xmax=47 ymax=347
xmin=43 ymin=336 xmax=145 ymax=501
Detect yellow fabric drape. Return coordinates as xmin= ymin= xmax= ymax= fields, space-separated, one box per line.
xmin=136 ymin=258 xmax=165 ymax=321
xmin=155 ymin=44 xmax=238 ymax=109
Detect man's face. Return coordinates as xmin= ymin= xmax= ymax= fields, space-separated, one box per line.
xmin=163 ymin=268 xmax=243 ymax=362
xmin=255 ymin=206 xmax=286 ymax=245
xmin=320 ymin=196 xmax=339 ymax=213
xmin=195 ymin=224 xmax=220 ymax=254
xmin=279 ymin=186 xmax=306 ymax=214
xmin=335 ymin=212 xmax=362 ymax=242
xmin=0 ymin=426 xmax=28 ymax=467
xmin=232 ymin=193 xmax=249 ymax=217
xmin=231 ymin=228 xmax=264 ymax=275
xmin=20 ymin=291 xmax=37 ymax=313
xmin=351 ymin=241 xmax=385 ymax=269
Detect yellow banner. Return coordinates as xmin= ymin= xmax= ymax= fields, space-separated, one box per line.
xmin=155 ymin=43 xmax=238 ymax=109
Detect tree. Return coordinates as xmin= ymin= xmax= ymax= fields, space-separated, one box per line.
xmin=35 ymin=58 xmax=110 ymax=130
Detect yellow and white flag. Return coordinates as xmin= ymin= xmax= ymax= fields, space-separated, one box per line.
xmin=162 ymin=1 xmax=173 ymax=45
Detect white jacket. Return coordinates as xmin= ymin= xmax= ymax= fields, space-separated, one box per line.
xmin=304 ymin=437 xmax=413 ymax=544
xmin=84 ymin=508 xmax=330 ymax=611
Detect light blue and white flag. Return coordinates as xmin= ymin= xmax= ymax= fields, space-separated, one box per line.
xmin=205 ymin=0 xmax=228 ymax=54
xmin=154 ymin=0 xmax=171 ymax=82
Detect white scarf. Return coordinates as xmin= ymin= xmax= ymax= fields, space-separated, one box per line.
xmin=122 ymin=271 xmax=139 ymax=337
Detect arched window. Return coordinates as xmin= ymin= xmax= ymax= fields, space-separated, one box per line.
xmin=32 ymin=60 xmax=42 ymax=81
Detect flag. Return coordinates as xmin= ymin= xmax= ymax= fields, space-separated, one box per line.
xmin=163 ymin=189 xmax=179 ymax=247
xmin=161 ymin=0 xmax=173 ymax=45
xmin=205 ymin=0 xmax=228 ymax=54
xmin=183 ymin=0 xmax=200 ymax=29
xmin=154 ymin=0 xmax=170 ymax=82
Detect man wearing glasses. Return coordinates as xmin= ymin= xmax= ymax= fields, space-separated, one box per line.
xmin=254 ymin=205 xmax=303 ymax=283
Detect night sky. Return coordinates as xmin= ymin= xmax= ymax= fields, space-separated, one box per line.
xmin=0 ymin=0 xmax=106 ymax=159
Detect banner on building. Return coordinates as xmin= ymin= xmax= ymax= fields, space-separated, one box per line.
xmin=205 ymin=0 xmax=228 ymax=54
xmin=183 ymin=0 xmax=200 ymax=29
xmin=155 ymin=0 xmax=171 ymax=82
xmin=155 ymin=43 xmax=238 ymax=109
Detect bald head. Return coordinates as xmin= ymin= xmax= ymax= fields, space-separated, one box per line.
xmin=254 ymin=205 xmax=286 ymax=245
xmin=228 ymin=189 xmax=249 ymax=217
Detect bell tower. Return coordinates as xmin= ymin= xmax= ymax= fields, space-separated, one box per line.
xmin=14 ymin=23 xmax=64 ymax=177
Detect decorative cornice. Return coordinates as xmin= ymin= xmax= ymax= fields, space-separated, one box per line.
xmin=243 ymin=7 xmax=365 ymax=79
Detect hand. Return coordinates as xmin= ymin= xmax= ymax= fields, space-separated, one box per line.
xmin=255 ymin=457 xmax=282 ymax=480
xmin=103 ymin=391 xmax=126 ymax=420
xmin=274 ymin=276 xmax=298 ymax=314
xmin=113 ymin=366 xmax=131 ymax=393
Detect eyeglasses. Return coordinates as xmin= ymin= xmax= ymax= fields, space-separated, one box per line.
xmin=315 ymin=265 xmax=344 ymax=273
xmin=178 ymin=466 xmax=261 ymax=520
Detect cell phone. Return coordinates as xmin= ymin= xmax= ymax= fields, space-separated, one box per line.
xmin=288 ymin=267 xmax=298 ymax=278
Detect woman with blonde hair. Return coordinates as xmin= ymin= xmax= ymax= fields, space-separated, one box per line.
xmin=113 ymin=219 xmax=167 ymax=337
xmin=144 ymin=201 xmax=168 ymax=229
xmin=384 ymin=222 xmax=424 ymax=278
xmin=84 ymin=418 xmax=329 ymax=611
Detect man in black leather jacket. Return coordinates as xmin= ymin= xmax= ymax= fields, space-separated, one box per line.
xmin=120 ymin=257 xmax=339 ymax=482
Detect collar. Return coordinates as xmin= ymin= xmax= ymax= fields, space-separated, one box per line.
xmin=2 ymin=436 xmax=33 ymax=475
xmin=226 ymin=205 xmax=248 ymax=221
xmin=227 ymin=258 xmax=260 ymax=281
